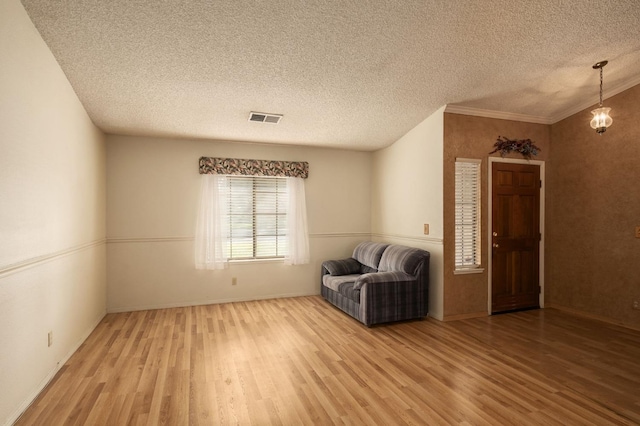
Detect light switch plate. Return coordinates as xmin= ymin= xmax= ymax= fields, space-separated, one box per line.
xmin=423 ymin=224 xmax=429 ymax=235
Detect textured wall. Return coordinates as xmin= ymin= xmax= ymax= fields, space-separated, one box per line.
xmin=443 ymin=113 xmax=551 ymax=319
xmin=106 ymin=135 xmax=372 ymax=312
xmin=0 ymin=1 xmax=107 ymax=424
xmin=547 ymin=84 xmax=640 ymax=327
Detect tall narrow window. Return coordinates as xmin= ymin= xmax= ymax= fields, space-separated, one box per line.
xmin=228 ymin=176 xmax=287 ymax=260
xmin=455 ymin=159 xmax=481 ymax=271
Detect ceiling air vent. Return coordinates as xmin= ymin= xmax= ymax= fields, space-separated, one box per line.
xmin=249 ymin=111 xmax=283 ymax=124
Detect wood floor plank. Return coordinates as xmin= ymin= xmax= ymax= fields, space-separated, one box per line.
xmin=14 ymin=296 xmax=640 ymax=425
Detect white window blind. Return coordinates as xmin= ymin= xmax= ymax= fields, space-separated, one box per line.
xmin=455 ymin=159 xmax=481 ymax=270
xmin=227 ymin=176 xmax=288 ymax=260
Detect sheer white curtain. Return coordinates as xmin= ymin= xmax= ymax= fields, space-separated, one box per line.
xmin=195 ymin=174 xmax=229 ymax=270
xmin=285 ymin=177 xmax=310 ymax=265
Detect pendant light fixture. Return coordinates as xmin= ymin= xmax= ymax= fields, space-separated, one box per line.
xmin=590 ymin=60 xmax=612 ymax=135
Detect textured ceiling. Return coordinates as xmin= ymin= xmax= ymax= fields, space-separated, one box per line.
xmin=20 ymin=0 xmax=640 ymax=150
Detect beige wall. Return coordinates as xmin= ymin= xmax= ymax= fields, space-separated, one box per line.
xmin=371 ymin=107 xmax=445 ymax=320
xmin=106 ymin=135 xmax=372 ymax=312
xmin=4 ymin=1 xmax=638 ymax=421
xmin=0 ymin=1 xmax=107 ymax=424
xmin=547 ymin=84 xmax=640 ymax=328
xmin=443 ymin=113 xmax=551 ymax=319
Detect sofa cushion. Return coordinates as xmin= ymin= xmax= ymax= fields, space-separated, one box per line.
xmin=322 ymin=258 xmax=361 ymax=276
xmin=322 ymin=274 xmax=361 ymax=293
xmin=378 ymin=245 xmax=427 ymax=276
xmin=353 ymin=271 xmax=415 ymax=290
xmin=352 ymin=242 xmax=389 ymax=273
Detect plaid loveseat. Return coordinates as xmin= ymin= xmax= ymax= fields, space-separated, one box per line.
xmin=321 ymin=242 xmax=430 ymax=326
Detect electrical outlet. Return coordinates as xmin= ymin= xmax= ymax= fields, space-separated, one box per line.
xmin=232 ymin=277 xmax=237 ymax=286
xmin=47 ymin=331 xmax=53 ymax=347
xmin=633 ymin=300 xmax=640 ymax=310
xmin=423 ymin=224 xmax=429 ymax=235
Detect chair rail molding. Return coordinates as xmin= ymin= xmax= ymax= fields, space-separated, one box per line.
xmin=0 ymin=238 xmax=106 ymax=279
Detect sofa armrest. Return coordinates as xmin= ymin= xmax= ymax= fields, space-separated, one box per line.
xmin=322 ymin=258 xmax=361 ymax=276
xmin=354 ymin=271 xmax=414 ymax=289
xmin=357 ymin=272 xmax=427 ymax=326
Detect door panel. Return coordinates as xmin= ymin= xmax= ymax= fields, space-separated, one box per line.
xmin=492 ymin=163 xmax=540 ymax=313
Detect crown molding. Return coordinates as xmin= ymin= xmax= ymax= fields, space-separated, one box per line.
xmin=446 ymin=74 xmax=640 ymax=127
xmin=444 ymin=105 xmax=552 ymax=125
xmin=549 ymin=74 xmax=640 ymax=124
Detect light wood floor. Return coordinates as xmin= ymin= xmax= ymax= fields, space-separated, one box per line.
xmin=15 ymin=296 xmax=640 ymax=425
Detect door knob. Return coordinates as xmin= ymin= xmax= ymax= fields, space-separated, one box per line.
xmin=492 ymin=243 xmax=499 ymax=248
xmin=492 ymin=232 xmax=498 ymax=237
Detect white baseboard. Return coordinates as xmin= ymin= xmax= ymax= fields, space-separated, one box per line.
xmin=5 ymin=310 xmax=106 ymax=426
xmin=107 ymin=291 xmax=320 ymax=313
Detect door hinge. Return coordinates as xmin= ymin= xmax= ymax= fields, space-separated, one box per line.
xmin=539 ymin=180 xmax=542 ymax=188
xmin=539 ymin=232 xmax=542 ymax=241
xmin=538 ymin=285 xmax=542 ymax=294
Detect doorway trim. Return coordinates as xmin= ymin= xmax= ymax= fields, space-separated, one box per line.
xmin=487 ymin=157 xmax=546 ymax=314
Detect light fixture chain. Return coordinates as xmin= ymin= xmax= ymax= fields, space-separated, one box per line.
xmin=599 ymin=66 xmax=604 ymax=106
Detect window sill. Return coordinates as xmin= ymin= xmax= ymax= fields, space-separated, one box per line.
xmin=454 ymin=267 xmax=485 ymax=275
xmin=229 ymin=258 xmax=285 ymax=265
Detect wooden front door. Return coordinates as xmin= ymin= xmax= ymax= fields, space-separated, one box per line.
xmin=491 ymin=162 xmax=541 ymax=313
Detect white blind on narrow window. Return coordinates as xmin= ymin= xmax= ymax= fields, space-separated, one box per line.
xmin=455 ymin=159 xmax=481 ymax=269
xmin=227 ymin=176 xmax=288 ymax=259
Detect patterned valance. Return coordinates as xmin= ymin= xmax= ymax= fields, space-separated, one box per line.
xmin=199 ymin=157 xmax=309 ymax=179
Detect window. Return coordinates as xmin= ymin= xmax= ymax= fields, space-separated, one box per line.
xmin=455 ymin=159 xmax=481 ymax=272
xmin=195 ymin=164 xmax=309 ymax=270
xmin=227 ymin=176 xmax=287 ymax=260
